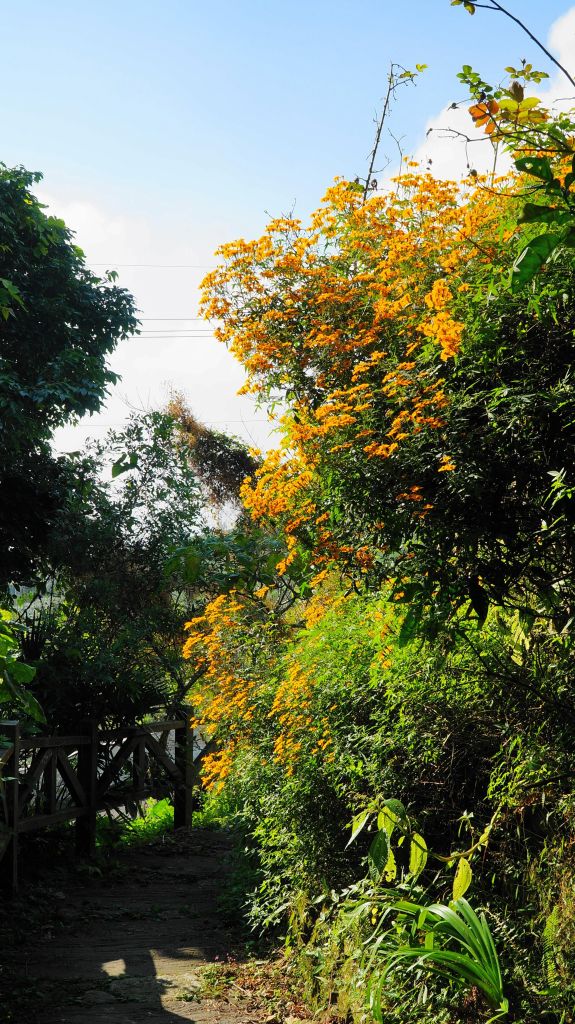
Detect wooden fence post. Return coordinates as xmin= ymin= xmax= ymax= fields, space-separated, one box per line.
xmin=75 ymin=720 xmax=98 ymax=858
xmin=1 ymin=721 xmax=21 ymax=890
xmin=174 ymin=708 xmax=195 ymax=829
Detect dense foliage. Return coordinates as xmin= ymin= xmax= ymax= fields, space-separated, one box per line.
xmin=18 ymin=411 xmax=205 ymax=728
xmin=5 ymin=9 xmax=575 ymax=1023
xmin=0 ymin=164 xmax=137 ymax=588
xmin=5 ymin=407 xmax=267 ymax=730
xmin=188 ymin=49 xmax=575 ymax=1024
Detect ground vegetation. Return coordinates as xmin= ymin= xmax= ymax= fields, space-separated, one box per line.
xmin=187 ymin=20 xmax=575 ymax=1021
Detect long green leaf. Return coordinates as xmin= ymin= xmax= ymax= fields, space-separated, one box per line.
xmin=368 ymin=830 xmax=390 ymax=880
xmin=346 ymin=809 xmax=370 ymax=848
xmin=511 ymin=233 xmax=561 ymax=291
xmin=386 ymin=948 xmax=502 ymax=1006
xmin=514 ymin=155 xmax=554 ymax=181
xmin=453 ymin=857 xmax=472 ymax=900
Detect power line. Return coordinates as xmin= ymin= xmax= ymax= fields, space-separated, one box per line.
xmin=137 ymin=333 xmax=215 ymax=336
xmin=60 ymin=419 xmax=270 ymax=429
xmin=127 ymin=338 xmax=218 ymax=342
xmin=138 ymin=329 xmax=214 ymax=333
xmin=89 ymin=263 xmax=216 ymax=269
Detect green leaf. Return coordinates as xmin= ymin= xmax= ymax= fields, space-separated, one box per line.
xmin=368 ymin=830 xmax=391 ymax=881
xmin=518 ymin=203 xmax=571 ymax=226
xmin=17 ymin=689 xmax=45 ymax=723
xmin=398 ymin=606 xmax=421 ymax=647
xmin=514 ymin=155 xmax=554 ymax=181
xmin=511 ymin=233 xmax=562 ymax=291
xmin=8 ymin=662 xmax=36 ymax=684
xmin=383 ymin=848 xmax=397 ymax=881
xmin=378 ymin=806 xmax=400 ymax=837
xmin=453 ymin=857 xmax=473 ymax=900
xmin=409 ymin=833 xmax=428 ymax=877
xmin=561 ymin=226 xmax=575 ymax=247
xmin=111 ymin=451 xmax=139 ymax=478
xmin=346 ymin=809 xmax=370 ymax=847
xmin=183 ymin=549 xmax=202 ymax=582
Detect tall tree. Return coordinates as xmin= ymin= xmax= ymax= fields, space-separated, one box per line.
xmin=0 ymin=163 xmax=138 ymax=588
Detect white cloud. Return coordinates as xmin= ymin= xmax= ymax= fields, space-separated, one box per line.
xmin=41 ymin=189 xmax=272 ymax=455
xmin=548 ymin=7 xmax=575 ymax=70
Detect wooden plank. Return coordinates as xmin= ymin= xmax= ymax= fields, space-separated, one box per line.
xmin=99 ymin=726 xmax=142 ymax=741
xmin=18 ymin=806 xmax=86 ymax=832
xmin=99 ymin=719 xmax=183 ymax=741
xmin=97 ymin=734 xmax=138 ymax=794
xmin=174 ymin=710 xmax=194 ymax=828
xmin=146 ymin=718 xmax=185 ymax=732
xmin=56 ymin=747 xmax=86 ymax=806
xmin=76 ymin=721 xmax=98 ymax=857
xmin=46 ymin=750 xmax=57 ymax=815
xmin=144 ymin=732 xmax=182 ymax=781
xmin=20 ymin=735 xmax=90 ymax=750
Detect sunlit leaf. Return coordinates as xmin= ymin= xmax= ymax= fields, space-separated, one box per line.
xmin=346 ymin=809 xmax=370 ymax=848
xmin=511 ymin=233 xmax=562 ymax=291
xmin=383 ymin=849 xmax=397 ymax=881
xmin=453 ymin=857 xmax=473 ymax=900
xmin=368 ymin=830 xmax=391 ymax=881
xmin=409 ymin=833 xmax=428 ymax=877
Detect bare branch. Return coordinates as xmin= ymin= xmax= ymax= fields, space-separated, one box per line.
xmin=360 ymin=63 xmax=420 ymax=202
xmin=470 ymin=1 xmax=575 ymax=89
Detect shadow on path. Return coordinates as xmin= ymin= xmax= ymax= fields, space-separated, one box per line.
xmin=5 ymin=828 xmax=260 ymax=1024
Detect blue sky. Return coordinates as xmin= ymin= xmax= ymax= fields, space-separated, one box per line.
xmin=2 ymin=0 xmax=575 ymax=448
xmin=3 ymin=0 xmax=574 ymax=222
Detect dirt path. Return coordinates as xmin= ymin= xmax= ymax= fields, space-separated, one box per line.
xmin=3 ymin=828 xmax=270 ymax=1024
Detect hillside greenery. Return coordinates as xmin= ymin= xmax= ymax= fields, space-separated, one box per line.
xmin=3 ymin=7 xmax=575 ymax=1022
xmin=186 ymin=37 xmax=575 ymax=1024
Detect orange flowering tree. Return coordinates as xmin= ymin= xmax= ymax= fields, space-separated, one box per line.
xmin=184 ymin=40 xmax=575 ymax=1016
xmin=201 ymin=168 xmax=575 ymax=627
xmin=187 ymin=148 xmax=575 ymax=813
xmin=183 ymin=586 xmax=349 ymax=792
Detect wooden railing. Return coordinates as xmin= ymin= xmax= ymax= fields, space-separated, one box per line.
xmin=0 ymin=712 xmax=213 ymax=889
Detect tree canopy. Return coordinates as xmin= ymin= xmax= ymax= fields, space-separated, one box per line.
xmin=0 ymin=163 xmax=138 ymax=587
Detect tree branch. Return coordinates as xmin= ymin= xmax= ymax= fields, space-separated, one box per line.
xmin=470 ymin=1 xmax=575 ymax=89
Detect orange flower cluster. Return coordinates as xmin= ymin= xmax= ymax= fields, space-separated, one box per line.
xmin=268 ymin=658 xmax=332 ymax=774
xmin=202 ymin=171 xmax=503 ymax=571
xmin=183 ymin=590 xmax=336 ymax=788
xmin=184 ymin=593 xmax=257 ymax=791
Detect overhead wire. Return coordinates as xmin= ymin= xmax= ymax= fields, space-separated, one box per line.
xmin=60 ymin=419 xmax=270 ymax=429
xmin=89 ymin=263 xmax=216 ymax=269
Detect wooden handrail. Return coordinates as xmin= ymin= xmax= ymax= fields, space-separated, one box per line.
xmin=20 ymin=735 xmax=92 ymax=750
xmin=0 ymin=711 xmax=203 ymax=890
xmin=99 ymin=719 xmax=185 ymax=741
